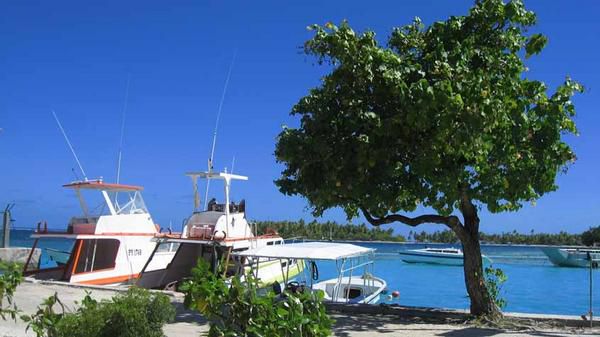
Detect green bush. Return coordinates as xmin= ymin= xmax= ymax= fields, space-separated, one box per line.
xmin=0 ymin=261 xmax=23 ymax=320
xmin=180 ymin=259 xmax=333 ymax=337
xmin=23 ymin=287 xmax=176 ymax=337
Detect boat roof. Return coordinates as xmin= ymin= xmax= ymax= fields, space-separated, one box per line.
xmin=63 ymin=180 xmax=143 ymax=192
xmin=234 ymin=242 xmax=374 ymax=260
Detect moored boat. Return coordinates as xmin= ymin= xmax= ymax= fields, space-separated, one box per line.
xmin=23 ymin=180 xmax=177 ymax=285
xmin=398 ymin=247 xmax=492 ymax=266
xmin=136 ymin=170 xmax=303 ymax=290
xmin=541 ymin=247 xmax=600 ymax=268
xmin=236 ymin=241 xmax=387 ymax=304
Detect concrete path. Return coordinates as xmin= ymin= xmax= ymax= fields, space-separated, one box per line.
xmin=0 ymin=281 xmax=595 ymax=337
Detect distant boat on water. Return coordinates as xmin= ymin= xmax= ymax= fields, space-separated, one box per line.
xmin=398 ymin=248 xmax=492 ymax=266
xmin=541 ymin=247 xmax=600 ymax=268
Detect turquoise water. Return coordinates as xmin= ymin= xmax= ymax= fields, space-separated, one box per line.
xmin=8 ymin=230 xmax=599 ymax=316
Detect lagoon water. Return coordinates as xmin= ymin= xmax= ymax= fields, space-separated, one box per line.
xmin=8 ymin=230 xmax=599 ymax=316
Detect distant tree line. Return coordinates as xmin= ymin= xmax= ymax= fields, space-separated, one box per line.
xmin=409 ymin=227 xmax=600 ymax=246
xmin=254 ymin=220 xmax=600 ymax=246
xmin=254 ymin=220 xmax=405 ymax=242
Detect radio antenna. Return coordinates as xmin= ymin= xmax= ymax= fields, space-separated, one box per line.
xmin=116 ymin=74 xmax=131 ymax=184
xmin=203 ymin=51 xmax=237 ymax=210
xmin=52 ymin=110 xmax=88 ymax=181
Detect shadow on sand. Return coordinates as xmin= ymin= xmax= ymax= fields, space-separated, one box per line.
xmin=331 ymin=314 xmax=580 ymax=337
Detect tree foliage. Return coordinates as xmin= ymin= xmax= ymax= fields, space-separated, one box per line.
xmin=276 ymin=0 xmax=582 ymax=219
xmin=412 ymin=229 xmax=582 ymax=246
xmin=581 ymin=226 xmax=600 ymax=247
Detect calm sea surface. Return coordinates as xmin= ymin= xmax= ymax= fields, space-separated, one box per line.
xmin=8 ymin=230 xmax=599 ymax=316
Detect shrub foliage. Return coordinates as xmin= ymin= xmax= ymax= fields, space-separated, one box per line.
xmin=23 ymin=287 xmax=175 ymax=337
xmin=180 ymin=259 xmax=333 ymax=337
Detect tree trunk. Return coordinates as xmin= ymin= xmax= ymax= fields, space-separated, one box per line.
xmin=454 ymin=202 xmax=502 ymax=318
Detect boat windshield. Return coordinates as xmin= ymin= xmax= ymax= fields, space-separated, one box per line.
xmin=108 ymin=191 xmax=148 ymax=215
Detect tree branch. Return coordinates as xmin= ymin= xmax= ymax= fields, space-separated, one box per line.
xmin=360 ymin=207 xmax=462 ymax=230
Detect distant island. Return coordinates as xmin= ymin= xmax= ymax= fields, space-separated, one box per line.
xmin=255 ymin=220 xmax=600 ymax=246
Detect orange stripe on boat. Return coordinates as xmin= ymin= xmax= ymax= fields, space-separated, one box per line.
xmin=77 ymin=273 xmax=140 ymax=285
xmin=71 ymin=240 xmax=83 ymax=275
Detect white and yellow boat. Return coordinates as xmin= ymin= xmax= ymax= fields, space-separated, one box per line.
xmin=136 ymin=170 xmax=303 ymax=289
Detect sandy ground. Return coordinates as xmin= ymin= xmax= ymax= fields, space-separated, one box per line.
xmin=0 ymin=281 xmax=596 ymax=337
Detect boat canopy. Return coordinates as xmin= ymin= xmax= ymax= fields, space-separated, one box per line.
xmin=235 ymin=242 xmax=374 ymax=261
xmin=63 ymin=180 xmax=143 ymax=192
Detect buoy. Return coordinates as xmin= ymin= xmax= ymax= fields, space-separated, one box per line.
xmin=391 ymin=290 xmax=400 ymax=298
xmin=386 ymin=295 xmax=393 ymax=301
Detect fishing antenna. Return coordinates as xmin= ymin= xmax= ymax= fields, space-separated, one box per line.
xmin=52 ymin=110 xmax=88 ymax=181
xmin=203 ymin=51 xmax=237 ymax=210
xmin=230 ymin=156 xmax=236 ymax=174
xmin=116 ymin=74 xmax=131 ymax=184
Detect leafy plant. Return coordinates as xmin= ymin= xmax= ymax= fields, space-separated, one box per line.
xmin=22 ymin=292 xmax=66 ymax=337
xmin=484 ymin=266 xmax=508 ymax=310
xmin=22 ymin=287 xmax=175 ymax=337
xmin=180 ymin=259 xmax=333 ymax=337
xmin=0 ymin=261 xmax=24 ymax=321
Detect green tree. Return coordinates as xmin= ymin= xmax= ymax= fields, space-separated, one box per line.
xmin=582 ymin=226 xmax=600 ymax=247
xmin=275 ymin=0 xmax=582 ymax=317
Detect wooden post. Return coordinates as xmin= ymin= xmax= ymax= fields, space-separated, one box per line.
xmin=588 ymin=252 xmax=594 ymax=329
xmin=2 ymin=204 xmax=13 ymax=248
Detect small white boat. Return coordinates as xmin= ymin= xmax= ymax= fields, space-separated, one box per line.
xmin=398 ymin=248 xmax=491 ymax=266
xmin=541 ymin=247 xmax=600 ymax=268
xmin=236 ymin=241 xmax=387 ymax=304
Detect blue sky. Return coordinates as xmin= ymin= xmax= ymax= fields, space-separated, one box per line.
xmin=1 ymin=1 xmax=599 ymax=235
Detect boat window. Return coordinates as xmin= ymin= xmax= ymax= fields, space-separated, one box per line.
xmin=343 ymin=287 xmax=362 ymax=299
xmin=267 ymin=241 xmax=274 ymax=246
xmin=156 ymin=242 xmax=180 ymax=253
xmin=74 ymin=239 xmax=120 ymax=273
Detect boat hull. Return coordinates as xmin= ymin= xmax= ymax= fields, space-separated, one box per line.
xmin=398 ymin=251 xmax=464 ymax=266
xmin=398 ymin=249 xmax=492 ymax=266
xmin=541 ymin=247 xmax=600 ymax=268
xmin=313 ymin=275 xmax=386 ymax=304
xmin=46 ymin=248 xmax=70 ymax=265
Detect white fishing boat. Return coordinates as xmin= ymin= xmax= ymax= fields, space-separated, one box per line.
xmin=23 ymin=180 xmax=177 ymax=285
xmin=398 ymin=247 xmax=492 ymax=266
xmin=136 ymin=170 xmax=303 ymax=290
xmin=235 ymin=242 xmax=387 ymax=304
xmin=541 ymin=247 xmax=600 ymax=268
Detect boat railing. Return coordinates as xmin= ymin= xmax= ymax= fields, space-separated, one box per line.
xmin=334 ymin=254 xmax=376 ymax=303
